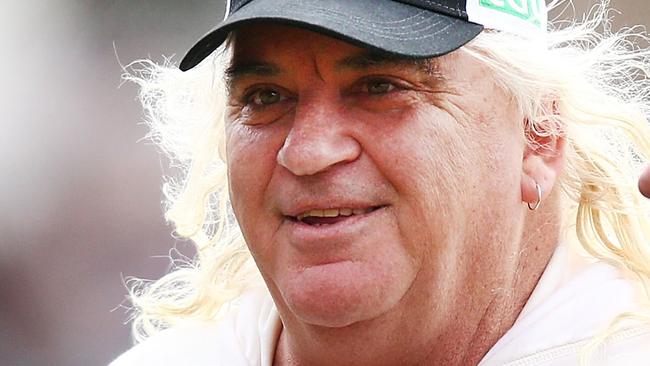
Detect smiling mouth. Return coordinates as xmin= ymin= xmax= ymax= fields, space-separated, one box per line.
xmin=288 ymin=206 xmax=386 ymax=226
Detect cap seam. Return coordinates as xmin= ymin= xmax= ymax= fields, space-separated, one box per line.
xmin=297 ymin=7 xmax=444 ymax=34
xmin=412 ymin=0 xmax=466 ymax=17
xmin=277 ymin=10 xmax=459 ymax=41
xmin=228 ymin=6 xmax=461 ymax=39
xmin=271 ymin=3 xmax=432 ymax=27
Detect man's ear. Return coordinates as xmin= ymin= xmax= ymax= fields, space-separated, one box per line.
xmin=521 ymin=116 xmax=567 ymax=208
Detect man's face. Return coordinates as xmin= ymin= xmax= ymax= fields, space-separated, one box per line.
xmin=225 ymin=24 xmax=527 ymax=328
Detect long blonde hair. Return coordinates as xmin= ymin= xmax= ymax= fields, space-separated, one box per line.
xmin=122 ymin=0 xmax=650 ymax=349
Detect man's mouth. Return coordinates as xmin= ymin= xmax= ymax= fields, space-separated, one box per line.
xmin=289 ymin=206 xmax=385 ymax=226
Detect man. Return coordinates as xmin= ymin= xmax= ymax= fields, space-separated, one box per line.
xmin=112 ymin=0 xmax=650 ymax=365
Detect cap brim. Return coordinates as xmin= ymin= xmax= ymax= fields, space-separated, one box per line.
xmin=179 ymin=0 xmax=483 ymax=71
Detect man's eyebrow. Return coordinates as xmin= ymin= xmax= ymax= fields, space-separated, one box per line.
xmin=336 ymin=51 xmax=446 ymax=80
xmin=224 ymin=61 xmax=283 ymax=90
xmin=337 ymin=51 xmax=407 ymax=69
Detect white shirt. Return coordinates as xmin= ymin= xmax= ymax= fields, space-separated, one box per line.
xmin=109 ymin=244 xmax=650 ymax=366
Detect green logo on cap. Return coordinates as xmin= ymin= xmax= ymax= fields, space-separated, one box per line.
xmin=479 ymin=0 xmax=544 ymax=27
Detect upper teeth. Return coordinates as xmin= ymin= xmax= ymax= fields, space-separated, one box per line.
xmin=297 ymin=208 xmax=372 ymax=221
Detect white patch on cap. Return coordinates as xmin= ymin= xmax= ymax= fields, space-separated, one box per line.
xmin=466 ymin=0 xmax=547 ymax=39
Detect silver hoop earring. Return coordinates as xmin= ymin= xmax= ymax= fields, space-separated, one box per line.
xmin=528 ymin=182 xmax=542 ymax=211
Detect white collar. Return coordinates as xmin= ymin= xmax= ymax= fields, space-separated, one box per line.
xmin=479 ymin=244 xmax=647 ymax=365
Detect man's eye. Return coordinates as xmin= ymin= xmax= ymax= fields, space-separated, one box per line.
xmin=249 ymin=89 xmax=284 ymax=106
xmin=366 ymin=80 xmax=396 ymax=95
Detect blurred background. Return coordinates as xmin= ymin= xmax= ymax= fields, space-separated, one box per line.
xmin=0 ymin=1 xmax=648 ymax=365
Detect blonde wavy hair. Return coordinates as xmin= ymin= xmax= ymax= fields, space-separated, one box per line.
xmin=122 ymin=0 xmax=650 ymax=354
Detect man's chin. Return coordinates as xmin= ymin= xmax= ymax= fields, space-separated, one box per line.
xmin=277 ymin=260 xmax=402 ymax=328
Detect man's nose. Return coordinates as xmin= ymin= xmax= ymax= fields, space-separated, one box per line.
xmin=277 ymin=100 xmax=361 ymax=176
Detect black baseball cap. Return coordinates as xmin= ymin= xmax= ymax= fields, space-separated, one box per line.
xmin=179 ymin=0 xmax=485 ymax=71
